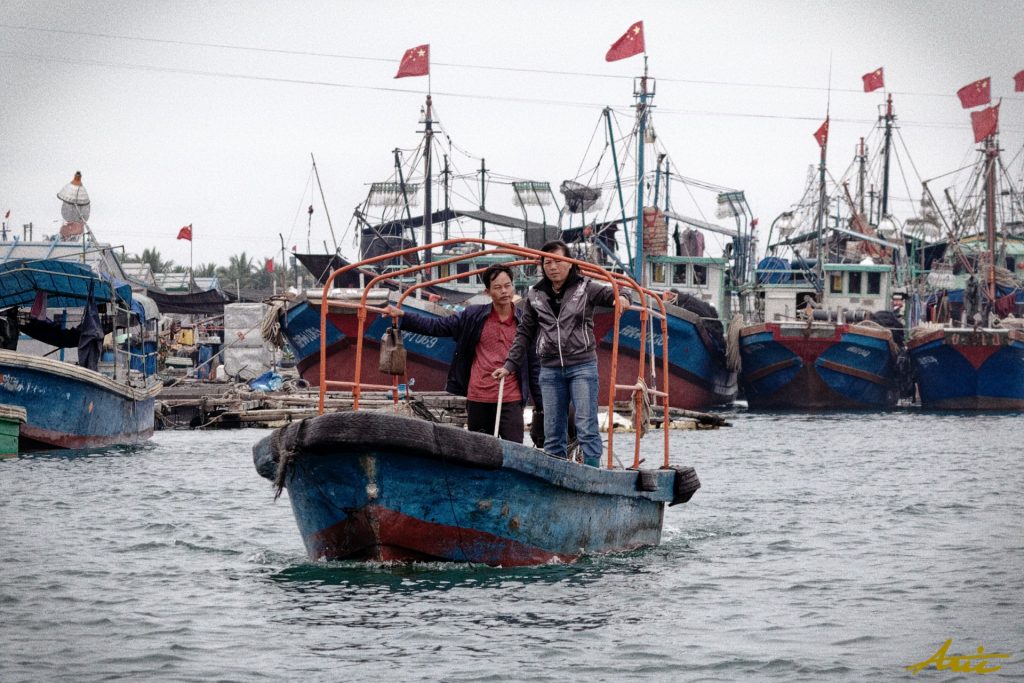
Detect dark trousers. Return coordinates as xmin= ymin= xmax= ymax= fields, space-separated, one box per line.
xmin=466 ymin=400 xmax=524 ymax=443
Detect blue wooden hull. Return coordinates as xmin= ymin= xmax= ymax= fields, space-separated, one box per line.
xmin=601 ymin=307 xmax=735 ymax=408
xmin=284 ymin=298 xmax=734 ymax=410
xmin=738 ymin=322 xmax=898 ymax=409
xmin=254 ymin=413 xmax=698 ymax=566
xmin=907 ymin=327 xmax=1024 ymax=410
xmin=0 ymin=350 xmax=156 ymax=450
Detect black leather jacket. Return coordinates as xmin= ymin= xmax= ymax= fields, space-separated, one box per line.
xmin=504 ymin=270 xmax=619 ymax=371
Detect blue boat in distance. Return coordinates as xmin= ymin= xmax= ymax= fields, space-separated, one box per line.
xmin=0 ymin=259 xmax=161 ymax=451
xmin=254 ymin=239 xmax=701 ymax=566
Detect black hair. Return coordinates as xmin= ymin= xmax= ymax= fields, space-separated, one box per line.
xmin=481 ymin=263 xmax=514 ymax=289
xmin=539 ymin=240 xmax=571 ymax=260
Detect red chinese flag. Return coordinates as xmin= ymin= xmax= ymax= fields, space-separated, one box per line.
xmin=1015 ymin=70 xmax=1024 ymax=92
xmin=956 ymin=77 xmax=990 ymax=108
xmin=394 ymin=44 xmax=429 ymax=79
xmin=265 ymin=258 xmax=274 ymax=273
xmin=3 ymin=210 xmax=9 ymax=219
xmin=970 ymin=104 xmax=999 ymax=143
xmin=862 ymin=67 xmax=884 ymax=92
xmin=177 ymin=224 xmax=192 ymax=241
xmin=605 ymin=21 xmax=645 ymax=62
xmin=813 ymin=117 xmax=829 ymax=148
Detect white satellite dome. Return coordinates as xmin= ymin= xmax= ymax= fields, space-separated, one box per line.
xmin=904 ymin=217 xmax=941 ymax=243
xmin=774 ymin=211 xmax=798 ymax=238
xmin=875 ymin=215 xmax=900 ymax=240
xmin=58 ymin=171 xmax=91 ymax=223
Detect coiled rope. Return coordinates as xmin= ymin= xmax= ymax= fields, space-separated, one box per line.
xmin=726 ymin=313 xmax=744 ymax=372
xmin=261 ymin=298 xmax=288 ymax=348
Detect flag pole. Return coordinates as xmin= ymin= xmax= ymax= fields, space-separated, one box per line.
xmin=189 ymin=225 xmax=194 ymax=293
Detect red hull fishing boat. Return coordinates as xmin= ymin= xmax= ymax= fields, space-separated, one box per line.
xmin=906 ymin=121 xmax=1024 ymax=409
xmin=738 ymin=95 xmax=914 ymax=409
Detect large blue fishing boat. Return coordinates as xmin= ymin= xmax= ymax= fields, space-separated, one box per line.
xmin=738 ymin=96 xmax=911 ymax=409
xmin=907 ymin=325 xmax=1024 ymax=409
xmin=254 ymin=240 xmax=701 ymax=566
xmin=0 ymin=259 xmax=161 ymax=450
xmin=906 ymin=132 xmax=1024 ymax=410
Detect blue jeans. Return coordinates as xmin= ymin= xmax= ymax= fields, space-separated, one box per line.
xmin=539 ymin=360 xmax=602 ymax=467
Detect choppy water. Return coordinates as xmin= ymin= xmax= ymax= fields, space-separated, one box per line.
xmin=2 ymin=409 xmax=1023 ymax=681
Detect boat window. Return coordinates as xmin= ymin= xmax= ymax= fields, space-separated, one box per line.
xmin=866 ymin=272 xmax=881 ymax=295
xmin=456 ymin=262 xmax=470 ymax=275
xmin=673 ymin=265 xmax=687 ymax=285
xmin=830 ymin=274 xmax=843 ymax=293
xmin=651 ymin=263 xmax=666 ymax=284
xmin=693 ymin=265 xmax=707 ymax=285
xmin=437 ymin=264 xmax=450 ymax=279
xmin=847 ymin=271 xmax=862 ymax=294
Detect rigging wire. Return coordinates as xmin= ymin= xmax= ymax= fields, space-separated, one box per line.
xmin=284 ymin=165 xmax=315 ymax=256
xmin=1 ymin=22 xmax=1013 ymax=102
xmin=0 ymin=48 xmax=1005 ymax=133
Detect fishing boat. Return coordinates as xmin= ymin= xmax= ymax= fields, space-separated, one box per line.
xmin=254 ymin=241 xmax=701 ymax=566
xmin=551 ymin=64 xmax=753 ymax=410
xmin=279 ymin=64 xmax=754 ymax=410
xmin=0 ymin=259 xmax=161 ymax=450
xmin=278 ymin=100 xmax=561 ymax=397
xmin=905 ymin=132 xmax=1024 ymax=410
xmin=738 ymin=96 xmax=911 ymax=409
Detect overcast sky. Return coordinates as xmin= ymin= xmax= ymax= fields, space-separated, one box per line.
xmin=1 ymin=1 xmax=1021 ymax=270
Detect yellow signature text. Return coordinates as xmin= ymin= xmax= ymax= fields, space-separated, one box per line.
xmin=906 ymin=639 xmax=1011 ymax=675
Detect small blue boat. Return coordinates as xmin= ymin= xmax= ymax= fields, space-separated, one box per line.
xmin=256 ymin=238 xmax=703 ymax=566
xmin=0 ymin=259 xmax=160 ymax=451
xmin=253 ymin=411 xmax=699 ymax=566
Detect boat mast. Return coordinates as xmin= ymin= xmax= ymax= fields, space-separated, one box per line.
xmin=605 ymin=108 xmax=633 ymax=267
xmin=815 ymin=120 xmax=827 ymax=287
xmin=311 ymin=154 xmax=339 ymax=253
xmin=423 ymin=94 xmax=434 ymax=264
xmin=856 ymin=138 xmax=867 ymax=217
xmin=442 ymin=154 xmax=451 ymax=241
xmin=880 ymin=94 xmax=894 ymax=221
xmin=479 ymin=158 xmax=487 ymax=239
xmin=634 ymin=57 xmax=651 ymax=283
xmin=984 ymin=136 xmax=998 ymax=307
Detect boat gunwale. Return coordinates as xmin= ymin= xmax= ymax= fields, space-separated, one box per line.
xmin=0 ymin=349 xmax=161 ymax=401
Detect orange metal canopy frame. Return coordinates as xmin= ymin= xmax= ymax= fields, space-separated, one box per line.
xmin=315 ymin=238 xmax=674 ymax=469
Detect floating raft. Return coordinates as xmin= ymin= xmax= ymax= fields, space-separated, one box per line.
xmin=156 ymin=385 xmax=467 ymax=430
xmin=155 ymin=383 xmax=728 ymax=431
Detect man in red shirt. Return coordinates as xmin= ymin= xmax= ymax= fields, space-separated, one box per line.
xmin=382 ymin=264 xmax=540 ymax=443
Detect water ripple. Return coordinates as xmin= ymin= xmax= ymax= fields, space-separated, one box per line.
xmin=2 ymin=416 xmax=1022 ymax=681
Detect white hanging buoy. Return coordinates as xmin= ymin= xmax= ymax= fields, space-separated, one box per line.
xmin=57 ymin=171 xmax=91 ymax=223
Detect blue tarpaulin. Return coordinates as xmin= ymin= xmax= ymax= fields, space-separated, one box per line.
xmin=0 ymin=259 xmax=133 ymax=310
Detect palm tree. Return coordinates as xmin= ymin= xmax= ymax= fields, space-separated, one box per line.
xmin=193 ymin=262 xmax=218 ymax=278
xmin=126 ymin=247 xmax=175 ymax=273
xmin=217 ymin=252 xmax=255 ymax=290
